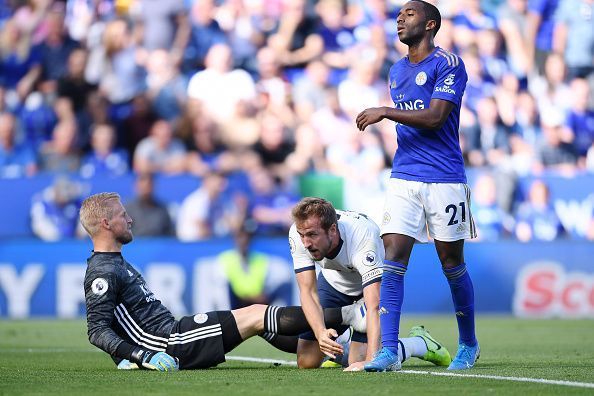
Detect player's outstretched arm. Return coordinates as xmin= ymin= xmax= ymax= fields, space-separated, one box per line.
xmin=296 ymin=270 xmax=343 ymax=358
xmin=356 ymin=99 xmax=454 ymax=131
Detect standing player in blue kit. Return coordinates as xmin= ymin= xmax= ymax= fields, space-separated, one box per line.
xmin=356 ymin=0 xmax=479 ymax=372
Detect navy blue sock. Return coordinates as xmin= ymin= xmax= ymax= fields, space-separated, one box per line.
xmin=379 ymin=260 xmax=407 ymax=353
xmin=444 ymin=263 xmax=477 ymax=346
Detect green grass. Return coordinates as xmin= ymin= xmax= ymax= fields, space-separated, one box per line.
xmin=1 ymin=317 xmax=593 ymax=395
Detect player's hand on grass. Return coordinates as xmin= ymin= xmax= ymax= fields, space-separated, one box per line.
xmin=356 ymin=107 xmax=385 ymax=131
xmin=117 ymin=359 xmax=139 ymax=370
xmin=343 ymin=361 xmax=366 ymax=372
xmin=132 ymin=349 xmax=179 ymax=372
xmin=316 ymin=328 xmax=343 ymax=359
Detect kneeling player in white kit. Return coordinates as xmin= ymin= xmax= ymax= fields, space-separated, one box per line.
xmin=288 ymin=197 xmax=451 ymax=371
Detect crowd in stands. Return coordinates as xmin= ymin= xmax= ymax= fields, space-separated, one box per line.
xmin=0 ymin=0 xmax=593 ymax=242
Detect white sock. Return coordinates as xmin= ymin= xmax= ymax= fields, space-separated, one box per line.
xmin=400 ymin=336 xmax=428 ymax=361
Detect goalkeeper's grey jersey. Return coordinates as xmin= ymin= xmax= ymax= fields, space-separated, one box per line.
xmin=84 ymin=252 xmax=176 ymax=356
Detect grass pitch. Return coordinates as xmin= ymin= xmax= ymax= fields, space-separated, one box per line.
xmin=1 ymin=316 xmax=593 ymax=395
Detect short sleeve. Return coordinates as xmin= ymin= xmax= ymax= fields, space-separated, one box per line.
xmin=431 ymin=51 xmax=468 ymax=107
xmin=350 ymin=233 xmax=383 ymax=289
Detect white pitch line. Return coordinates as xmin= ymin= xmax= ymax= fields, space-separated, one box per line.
xmin=227 ymin=356 xmax=594 ymax=390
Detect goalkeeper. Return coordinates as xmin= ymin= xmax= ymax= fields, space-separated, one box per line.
xmin=80 ymin=192 xmax=366 ymax=371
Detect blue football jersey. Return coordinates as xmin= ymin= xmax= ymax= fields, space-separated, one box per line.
xmin=388 ymin=47 xmax=468 ymax=183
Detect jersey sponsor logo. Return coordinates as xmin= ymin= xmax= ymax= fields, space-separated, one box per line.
xmin=363 ymin=250 xmax=377 ymax=266
xmin=395 ymin=99 xmax=425 ymax=110
xmin=415 ymin=71 xmax=427 ymax=86
xmin=193 ymin=313 xmax=209 ymax=324
xmin=91 ymin=278 xmax=108 ymax=296
xmin=435 ymin=85 xmax=456 ymax=95
xmin=444 ymin=73 xmax=455 ymax=86
xmin=289 ymin=237 xmax=296 ymax=254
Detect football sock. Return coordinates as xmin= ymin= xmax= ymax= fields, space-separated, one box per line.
xmin=260 ymin=333 xmax=298 ymax=353
xmin=263 ymin=306 xmax=344 ymax=335
xmin=444 ymin=263 xmax=477 ymax=346
xmin=401 ymin=336 xmax=428 ymax=359
xmin=379 ymin=260 xmax=407 ymax=354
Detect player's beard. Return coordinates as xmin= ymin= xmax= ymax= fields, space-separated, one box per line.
xmin=116 ymin=230 xmax=133 ymax=245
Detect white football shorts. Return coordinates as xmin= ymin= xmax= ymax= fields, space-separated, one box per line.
xmin=380 ymin=178 xmax=477 ymax=242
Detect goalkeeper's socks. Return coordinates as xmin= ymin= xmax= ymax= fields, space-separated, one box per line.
xmin=264 ymin=306 xmax=344 ymax=335
xmin=260 ymin=332 xmax=298 ymax=353
xmin=444 ymin=263 xmax=477 ymax=346
xmin=380 ymin=260 xmax=407 ymax=354
xmin=400 ymin=337 xmax=427 ymax=359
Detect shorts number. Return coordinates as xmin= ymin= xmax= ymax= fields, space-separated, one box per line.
xmin=446 ymin=202 xmax=466 ymax=226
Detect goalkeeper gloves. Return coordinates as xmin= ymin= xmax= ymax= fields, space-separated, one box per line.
xmin=130 ymin=348 xmax=179 ymax=372
xmin=117 ymin=359 xmax=139 ymax=370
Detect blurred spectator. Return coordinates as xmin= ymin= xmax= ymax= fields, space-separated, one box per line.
xmin=514 ymin=179 xmax=565 ymax=241
xmin=553 ymin=0 xmax=594 ymax=80
xmin=12 ymin=0 xmax=51 ymax=45
xmin=38 ymin=119 xmax=81 ymax=173
xmin=246 ymin=166 xmax=297 ymax=235
xmin=125 ymin=172 xmax=174 ymax=237
xmin=268 ymin=0 xmax=323 ymax=80
xmin=30 ymin=176 xmax=84 ymax=241
xmin=216 ymin=219 xmax=292 ymax=309
xmin=185 ymin=114 xmax=237 ymax=176
xmin=0 ymin=112 xmax=37 ymax=178
xmin=536 ymin=115 xmax=578 ymax=172
xmin=186 ymin=43 xmax=257 ymax=124
xmin=133 ymin=119 xmax=186 ymax=174
xmin=525 ymin=0 xmax=560 ymax=74
xmin=122 ymin=94 xmax=158 ymax=155
xmin=477 ymin=29 xmax=509 ymax=85
xmin=471 ymin=173 xmax=514 ymax=241
xmin=285 ymin=122 xmax=328 ymax=175
xmin=176 ymin=172 xmax=247 ymax=241
xmin=145 ymin=49 xmax=187 ymax=122
xmin=337 ymin=55 xmax=383 ymax=118
xmin=18 ymin=91 xmax=57 ymax=149
xmin=38 ymin=4 xmax=80 ymax=92
xmin=252 ymin=112 xmax=295 ymax=180
xmin=183 ymin=0 xmax=228 ymax=72
xmin=0 ymin=18 xmax=42 ymax=101
xmin=79 ymin=123 xmax=128 ymax=178
xmin=255 ymin=46 xmax=293 ymax=122
xmin=57 ymin=48 xmax=96 ymax=116
xmin=497 ymin=0 xmax=530 ymax=78
xmin=292 ymin=59 xmax=331 ymax=122
xmin=564 ymin=78 xmax=594 ymax=165
xmin=65 ymin=0 xmax=116 ymax=43
xmin=135 ymin=0 xmax=189 ymax=65
xmin=529 ymin=53 xmax=571 ymax=125
xmin=452 ymin=0 xmax=497 ymax=52
xmin=464 ymin=96 xmax=511 ymax=167
xmin=88 ymin=19 xmax=145 ymax=107
xmin=316 ymin=0 xmax=356 ymax=84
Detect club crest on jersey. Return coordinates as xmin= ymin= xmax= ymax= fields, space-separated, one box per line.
xmin=415 ymin=71 xmax=427 ymax=86
xmin=194 ymin=313 xmax=209 ymax=324
xmin=289 ymin=237 xmax=296 ymax=254
xmin=91 ymin=278 xmax=108 ymax=296
xmin=363 ymin=250 xmax=377 ymax=266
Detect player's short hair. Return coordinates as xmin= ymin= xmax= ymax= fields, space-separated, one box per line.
xmin=412 ymin=0 xmax=441 ymax=36
xmin=292 ymin=197 xmax=337 ymax=231
xmin=79 ymin=192 xmax=121 ymax=237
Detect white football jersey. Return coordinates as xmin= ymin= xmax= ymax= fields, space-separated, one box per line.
xmin=289 ymin=210 xmax=384 ymax=296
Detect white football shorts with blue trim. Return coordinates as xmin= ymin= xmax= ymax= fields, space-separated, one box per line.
xmin=380 ymin=178 xmax=477 ymax=242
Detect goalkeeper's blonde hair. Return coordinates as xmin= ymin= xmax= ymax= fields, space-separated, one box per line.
xmin=79 ymin=192 xmax=121 ymax=237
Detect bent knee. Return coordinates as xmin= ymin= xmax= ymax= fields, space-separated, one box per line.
xmin=297 ymin=355 xmax=323 ymax=369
